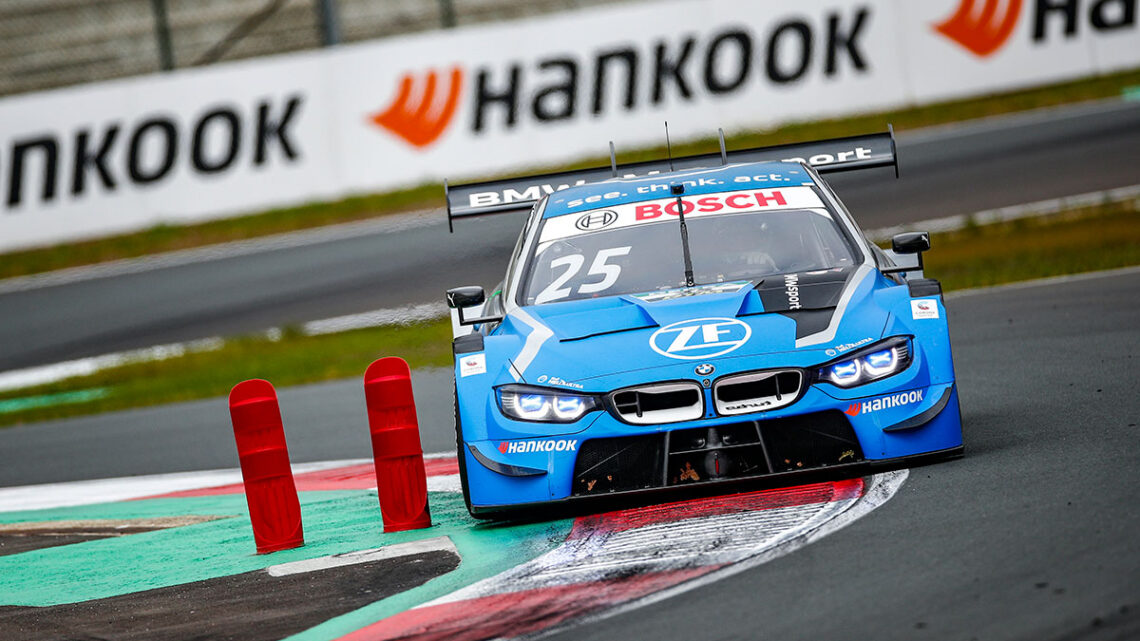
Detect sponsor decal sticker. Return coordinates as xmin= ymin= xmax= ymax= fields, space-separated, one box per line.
xmin=574 ymin=209 xmax=618 ymax=231
xmin=459 ymin=353 xmax=487 ymax=377
xmin=825 ymin=337 xmax=874 ymax=357
xmin=784 ymin=273 xmax=802 ymax=310
xmin=725 ymin=399 xmax=773 ymax=412
xmin=911 ymin=299 xmax=940 ymax=320
xmin=498 ymin=439 xmax=579 ymax=454
xmin=844 ymin=389 xmax=924 ymax=416
xmin=650 ymin=317 xmax=751 ymax=360
xmin=538 ymin=187 xmax=826 ymax=243
xmin=535 ymin=375 xmax=584 ymax=390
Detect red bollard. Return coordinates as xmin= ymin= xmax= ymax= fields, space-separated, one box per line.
xmin=364 ymin=357 xmax=432 ymax=532
xmin=229 ymin=379 xmax=304 ymax=554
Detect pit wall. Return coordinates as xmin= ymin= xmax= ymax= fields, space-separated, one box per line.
xmin=1 ymin=0 xmax=1137 ymax=251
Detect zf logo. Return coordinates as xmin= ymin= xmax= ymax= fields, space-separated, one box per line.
xmin=575 ymin=210 xmax=618 ymax=231
xmin=650 ymin=317 xmax=752 ymax=360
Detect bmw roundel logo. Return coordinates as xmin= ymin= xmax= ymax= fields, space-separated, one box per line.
xmin=695 ymin=363 xmax=715 ymax=376
xmin=650 ymin=317 xmax=752 ymax=360
xmin=575 ymin=210 xmax=618 ymax=231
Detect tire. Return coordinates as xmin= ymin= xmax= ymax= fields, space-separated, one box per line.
xmin=453 ymin=385 xmax=476 ymax=516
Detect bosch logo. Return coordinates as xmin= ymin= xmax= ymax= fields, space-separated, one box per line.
xmin=575 ymin=210 xmax=618 ymax=231
xmin=650 ymin=317 xmax=752 ymax=361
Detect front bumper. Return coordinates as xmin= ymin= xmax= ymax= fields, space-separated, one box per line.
xmin=462 ymin=381 xmax=963 ymax=514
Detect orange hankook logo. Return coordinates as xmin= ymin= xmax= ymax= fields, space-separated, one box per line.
xmin=935 ymin=0 xmax=1023 ymax=57
xmin=369 ymin=67 xmax=464 ymax=148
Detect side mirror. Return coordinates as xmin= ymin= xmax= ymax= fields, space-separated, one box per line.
xmin=882 ymin=231 xmax=930 ymax=275
xmin=446 ymin=286 xmax=503 ymax=327
xmin=892 ymin=231 xmax=930 ymax=254
xmin=446 ymin=286 xmax=485 ymax=309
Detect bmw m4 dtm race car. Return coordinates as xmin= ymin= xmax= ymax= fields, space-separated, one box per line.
xmin=444 ymin=129 xmax=963 ymax=517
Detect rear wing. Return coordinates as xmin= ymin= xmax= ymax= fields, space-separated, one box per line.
xmin=445 ymin=126 xmax=897 ymax=231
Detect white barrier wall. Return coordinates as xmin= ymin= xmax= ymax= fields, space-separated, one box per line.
xmin=1 ymin=0 xmax=1137 ymax=251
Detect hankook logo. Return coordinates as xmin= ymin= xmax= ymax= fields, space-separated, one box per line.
xmin=370 ymin=67 xmax=464 ymax=148
xmin=934 ymin=0 xmax=1137 ymax=58
xmin=367 ymin=7 xmax=874 ymax=148
xmin=575 ymin=209 xmax=618 ymax=231
xmin=650 ymin=317 xmax=751 ymax=360
xmin=935 ymin=0 xmax=1023 ymax=57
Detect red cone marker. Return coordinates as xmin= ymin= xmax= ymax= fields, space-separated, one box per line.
xmin=364 ymin=357 xmax=432 ymax=532
xmin=229 ymin=379 xmax=304 ymax=554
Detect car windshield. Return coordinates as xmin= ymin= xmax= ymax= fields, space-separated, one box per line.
xmin=521 ymin=191 xmax=859 ymax=306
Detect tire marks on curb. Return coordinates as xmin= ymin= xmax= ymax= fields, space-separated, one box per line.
xmin=337 ymin=470 xmax=907 ymax=641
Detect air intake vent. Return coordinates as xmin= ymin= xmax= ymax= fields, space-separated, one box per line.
xmin=610 ymin=382 xmax=703 ymax=425
xmin=713 ymin=369 xmax=803 ymax=416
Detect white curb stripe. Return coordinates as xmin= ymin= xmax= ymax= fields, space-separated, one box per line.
xmin=266 ymin=536 xmax=457 ymax=577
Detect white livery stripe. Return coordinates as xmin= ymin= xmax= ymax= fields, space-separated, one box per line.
xmin=795 ymin=263 xmax=873 ymax=348
xmin=507 ymin=307 xmax=554 ymax=381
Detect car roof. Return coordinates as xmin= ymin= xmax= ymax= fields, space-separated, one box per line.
xmin=540 ymin=161 xmax=817 ymax=219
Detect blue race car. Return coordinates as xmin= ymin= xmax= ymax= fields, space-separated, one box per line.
xmin=444 ymin=130 xmax=963 ymax=517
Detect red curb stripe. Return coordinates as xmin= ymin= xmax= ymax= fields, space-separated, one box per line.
xmin=336 ymin=566 xmax=718 ymax=641
xmin=137 ymin=458 xmax=460 ymax=500
xmin=569 ymin=477 xmax=864 ymax=538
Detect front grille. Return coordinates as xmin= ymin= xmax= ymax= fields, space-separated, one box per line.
xmin=573 ymin=435 xmax=664 ymax=495
xmin=758 ymin=411 xmax=863 ymax=473
xmin=571 ymin=411 xmax=864 ymax=497
xmin=609 ymin=381 xmax=703 ymax=424
xmin=713 ymin=369 xmax=803 ymax=416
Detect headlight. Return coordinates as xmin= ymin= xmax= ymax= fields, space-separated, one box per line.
xmin=817 ymin=337 xmax=912 ymax=388
xmin=498 ymin=385 xmax=601 ymax=423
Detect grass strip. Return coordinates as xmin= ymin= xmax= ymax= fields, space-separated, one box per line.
xmin=0 ymin=321 xmax=453 ymax=427
xmin=3 ymin=67 xmax=1140 ymax=280
xmin=919 ymin=200 xmax=1140 ymax=291
xmin=0 ymin=200 xmax=1137 ymax=427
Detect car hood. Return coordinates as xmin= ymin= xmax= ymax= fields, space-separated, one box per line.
xmin=499 ymin=265 xmax=892 ymax=389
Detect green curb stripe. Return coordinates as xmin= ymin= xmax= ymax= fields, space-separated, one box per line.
xmin=285 ymin=511 xmax=571 ymax=641
xmin=0 ymin=490 xmax=572 ymax=619
xmin=0 ymin=388 xmax=109 ymax=414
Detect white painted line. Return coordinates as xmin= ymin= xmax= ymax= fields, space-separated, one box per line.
xmin=0 ymin=337 xmax=225 ymax=393
xmin=0 ymin=458 xmax=371 ymax=512
xmin=864 ymin=183 xmax=1140 ymax=242
xmin=302 ymin=302 xmax=448 ymax=335
xmin=0 ymin=455 xmax=458 ymax=513
xmin=266 ymin=536 xmax=457 ymax=577
xmin=0 ymin=300 xmax=449 ymax=392
xmin=946 ymin=264 xmax=1140 ymax=300
xmin=898 ymin=97 xmax=1139 ymax=145
xmin=0 ymin=208 xmax=440 ymax=295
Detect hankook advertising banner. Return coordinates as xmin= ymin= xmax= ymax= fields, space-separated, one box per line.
xmin=1 ymin=0 xmax=1137 ymax=250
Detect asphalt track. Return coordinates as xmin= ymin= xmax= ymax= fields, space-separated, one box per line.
xmin=1 ymin=267 xmax=1137 ymax=639
xmin=1 ymin=100 xmax=1139 ymax=371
